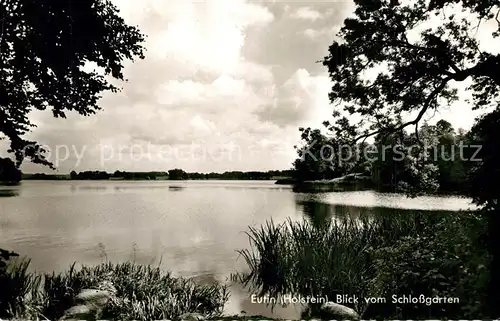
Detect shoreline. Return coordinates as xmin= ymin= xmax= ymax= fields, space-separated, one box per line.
xmin=275 ymin=176 xmax=470 ymax=198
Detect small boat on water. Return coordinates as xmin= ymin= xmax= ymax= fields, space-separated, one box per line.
xmin=168 ymin=185 xmax=184 ymax=191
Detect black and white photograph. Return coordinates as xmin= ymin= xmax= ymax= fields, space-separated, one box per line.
xmin=1 ymin=0 xmax=499 ymax=319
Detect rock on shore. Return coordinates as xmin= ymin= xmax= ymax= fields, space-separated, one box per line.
xmin=59 ymin=281 xmax=117 ymax=321
xmin=319 ymin=301 xmax=360 ymax=320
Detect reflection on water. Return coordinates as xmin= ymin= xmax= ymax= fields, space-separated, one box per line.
xmin=298 ymin=200 xmax=459 ymax=229
xmin=292 ymin=184 xmax=369 ymax=194
xmin=0 ymin=180 xmax=473 ymax=319
xmin=0 ymin=188 xmax=19 ymax=197
xmin=297 ymin=201 xmax=334 ymax=228
xmin=114 ymin=185 xmax=176 ymax=190
xmin=294 ymin=190 xmax=475 ymax=211
xmin=79 ymin=186 xmax=108 ymax=191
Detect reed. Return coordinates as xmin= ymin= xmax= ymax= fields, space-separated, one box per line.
xmin=236 ymin=212 xmax=482 ymax=316
xmin=0 ymin=261 xmax=229 ymax=321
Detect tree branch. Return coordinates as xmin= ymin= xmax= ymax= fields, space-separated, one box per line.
xmin=352 ymin=77 xmax=451 ymax=144
xmin=415 ymin=122 xmax=423 ymax=146
xmin=385 ymin=38 xmax=462 ymax=75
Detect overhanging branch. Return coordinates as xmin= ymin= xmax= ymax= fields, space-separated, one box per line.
xmin=352 ymin=76 xmax=452 ymax=144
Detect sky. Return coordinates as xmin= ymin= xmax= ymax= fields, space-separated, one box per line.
xmin=10 ymin=0 xmax=498 ymax=174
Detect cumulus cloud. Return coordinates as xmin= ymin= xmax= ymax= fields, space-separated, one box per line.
xmin=256 ymin=69 xmax=333 ymax=128
xmin=290 ymin=7 xmax=322 ymax=21
xmin=301 ymin=27 xmax=338 ymax=40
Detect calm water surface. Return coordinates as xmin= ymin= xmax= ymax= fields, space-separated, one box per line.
xmin=0 ymin=180 xmax=475 ymax=318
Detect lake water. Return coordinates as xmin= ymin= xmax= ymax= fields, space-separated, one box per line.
xmin=0 ymin=180 xmax=476 ymax=319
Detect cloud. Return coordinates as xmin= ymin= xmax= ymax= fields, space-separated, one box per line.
xmin=302 ymin=26 xmax=338 ymax=40
xmin=144 ymin=0 xmax=274 ymax=75
xmin=154 ymin=76 xmax=255 ymax=107
xmin=256 ymin=69 xmax=333 ymax=128
xmin=8 ymin=0 xmax=488 ymax=174
xmin=241 ymin=2 xmax=353 ymax=82
xmin=290 ymin=7 xmax=322 ymax=21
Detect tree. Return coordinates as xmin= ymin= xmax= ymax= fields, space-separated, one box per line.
xmin=0 ymin=157 xmax=21 ymax=183
xmin=293 ymin=128 xmax=336 ymax=181
xmin=321 ymin=0 xmax=500 ymax=316
xmin=369 ymin=124 xmax=443 ymax=195
xmin=0 ymin=0 xmax=145 ymax=168
xmin=168 ymin=169 xmax=187 ymax=180
xmin=292 ymin=126 xmax=366 ymax=181
xmin=432 ymin=120 xmax=468 ymax=192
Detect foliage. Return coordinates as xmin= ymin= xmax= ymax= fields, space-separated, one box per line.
xmin=293 ymin=127 xmax=370 ymax=182
xmin=0 ymin=261 xmax=228 ymax=321
xmin=239 ymin=212 xmax=489 ymax=319
xmin=0 ymin=0 xmax=145 ymax=167
xmin=112 ymin=170 xmax=167 ymax=180
xmin=370 ymin=121 xmax=470 ymax=195
xmin=0 ymin=158 xmax=22 ymax=183
xmin=323 ymin=0 xmax=499 ymax=144
xmin=167 ymin=169 xmax=189 ymax=180
xmin=315 ymin=0 xmax=500 ymax=196
xmin=467 ymin=109 xmax=500 ymax=211
xmin=314 ymin=0 xmax=500 ymax=197
xmin=70 ymin=170 xmax=111 ymax=180
xmin=370 ymin=212 xmax=489 ymax=319
xmin=293 ymin=119 xmax=472 ymax=196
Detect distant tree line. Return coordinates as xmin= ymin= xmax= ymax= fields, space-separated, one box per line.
xmin=20 ymin=169 xmax=293 ymax=181
xmin=22 ymin=173 xmax=68 ymax=180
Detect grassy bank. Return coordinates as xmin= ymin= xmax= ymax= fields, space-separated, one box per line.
xmin=0 ymin=260 xmax=228 ymax=321
xmin=237 ymin=211 xmax=490 ymax=319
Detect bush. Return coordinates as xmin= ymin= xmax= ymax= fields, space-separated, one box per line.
xmin=369 ymin=212 xmax=489 ymax=319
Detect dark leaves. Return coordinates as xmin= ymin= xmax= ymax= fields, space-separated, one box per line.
xmin=0 ymin=0 xmax=145 ymax=167
xmin=317 ymin=0 xmax=500 ymax=196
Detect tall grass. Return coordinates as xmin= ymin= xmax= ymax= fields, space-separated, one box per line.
xmin=0 ymin=257 xmax=43 ymax=318
xmin=237 ymin=212 xmax=485 ymax=317
xmin=0 ymin=260 xmax=229 ymax=321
